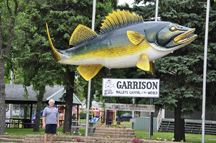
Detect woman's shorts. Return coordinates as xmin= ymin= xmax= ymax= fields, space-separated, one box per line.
xmin=45 ymin=124 xmax=57 ymax=134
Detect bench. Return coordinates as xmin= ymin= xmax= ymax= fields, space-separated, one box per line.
xmin=5 ymin=118 xmax=22 ymax=128
xmin=22 ymin=123 xmax=35 ymax=128
xmin=5 ymin=122 xmax=12 ymax=128
xmin=71 ymin=121 xmax=96 ymax=135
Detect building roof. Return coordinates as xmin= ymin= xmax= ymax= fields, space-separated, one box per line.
xmin=5 ymin=84 xmax=81 ymax=105
xmin=47 ymin=88 xmax=82 ymax=105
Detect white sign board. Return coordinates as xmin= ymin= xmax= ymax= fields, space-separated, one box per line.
xmin=130 ymin=119 xmax=136 ymax=122
xmin=105 ymin=103 xmax=155 ymax=112
xmin=102 ymin=78 xmax=160 ymax=98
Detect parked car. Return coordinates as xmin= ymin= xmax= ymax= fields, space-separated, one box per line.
xmin=116 ymin=113 xmax=139 ymax=121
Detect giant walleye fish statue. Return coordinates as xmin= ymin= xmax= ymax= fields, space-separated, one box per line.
xmin=46 ymin=10 xmax=197 ymax=81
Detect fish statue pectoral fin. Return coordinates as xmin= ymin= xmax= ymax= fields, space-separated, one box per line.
xmin=127 ymin=31 xmax=145 ymax=46
xmin=149 ymin=61 xmax=153 ymax=73
xmin=77 ymin=64 xmax=103 ymax=81
xmin=136 ymin=54 xmax=150 ymax=71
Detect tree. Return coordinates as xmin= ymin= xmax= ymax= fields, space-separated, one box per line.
xmin=18 ymin=0 xmax=118 ymax=132
xmin=0 ymin=0 xmax=29 ymax=135
xmin=17 ymin=0 xmax=76 ymax=132
xmin=121 ymin=0 xmax=216 ymax=142
xmin=17 ymin=9 xmax=65 ymax=131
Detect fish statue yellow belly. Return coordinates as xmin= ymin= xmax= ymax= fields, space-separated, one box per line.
xmin=46 ymin=10 xmax=197 ymax=81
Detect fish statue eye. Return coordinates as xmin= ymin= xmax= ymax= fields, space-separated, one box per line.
xmin=169 ymin=26 xmax=177 ymax=32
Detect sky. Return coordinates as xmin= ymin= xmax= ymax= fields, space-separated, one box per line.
xmin=118 ymin=0 xmax=143 ymax=7
xmin=118 ymin=0 xmax=134 ymax=6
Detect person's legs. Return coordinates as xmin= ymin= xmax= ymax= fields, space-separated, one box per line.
xmin=45 ymin=124 xmax=52 ymax=143
xmin=49 ymin=124 xmax=57 ymax=143
xmin=44 ymin=133 xmax=48 ymax=143
xmin=49 ymin=134 xmax=54 ymax=143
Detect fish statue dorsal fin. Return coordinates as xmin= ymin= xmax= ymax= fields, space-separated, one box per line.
xmin=69 ymin=24 xmax=97 ymax=46
xmin=100 ymin=10 xmax=144 ymax=35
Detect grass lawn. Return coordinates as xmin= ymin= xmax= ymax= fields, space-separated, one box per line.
xmin=120 ymin=121 xmax=132 ymax=126
xmin=135 ymin=130 xmax=216 ymax=143
xmin=5 ymin=127 xmax=85 ymax=136
xmin=5 ymin=127 xmax=216 ymax=143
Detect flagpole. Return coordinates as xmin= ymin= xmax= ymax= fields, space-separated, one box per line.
xmin=202 ymin=0 xmax=210 ymax=142
xmin=91 ymin=0 xmax=96 ymax=31
xmin=150 ymin=0 xmax=158 ymax=139
xmin=155 ymin=0 xmax=158 ymax=22
xmin=85 ymin=0 xmax=96 ymax=137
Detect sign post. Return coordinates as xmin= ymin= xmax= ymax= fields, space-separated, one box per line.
xmin=106 ymin=69 xmax=111 ymax=125
xmin=132 ymin=97 xmax=135 ymax=129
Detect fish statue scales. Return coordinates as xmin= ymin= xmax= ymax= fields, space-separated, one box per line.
xmin=46 ymin=10 xmax=197 ymax=81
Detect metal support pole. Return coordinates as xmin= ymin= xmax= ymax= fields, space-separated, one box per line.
xmin=150 ymin=61 xmax=155 ymax=138
xmin=202 ymin=0 xmax=210 ymax=142
xmin=149 ymin=98 xmax=154 ymax=137
xmin=132 ymin=97 xmax=135 ymax=129
xmin=85 ymin=0 xmax=96 ymax=137
xmin=85 ymin=80 xmax=91 ymax=137
xmin=106 ymin=97 xmax=110 ymax=125
xmin=106 ymin=69 xmax=111 ymax=125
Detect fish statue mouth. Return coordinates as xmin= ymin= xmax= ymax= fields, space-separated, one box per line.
xmin=150 ymin=28 xmax=197 ymax=52
xmin=174 ymin=29 xmax=197 ymax=44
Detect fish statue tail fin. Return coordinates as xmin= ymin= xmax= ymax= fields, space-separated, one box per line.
xmin=46 ymin=23 xmax=61 ymax=62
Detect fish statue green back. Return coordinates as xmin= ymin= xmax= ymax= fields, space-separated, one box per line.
xmin=46 ymin=10 xmax=197 ymax=81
